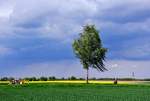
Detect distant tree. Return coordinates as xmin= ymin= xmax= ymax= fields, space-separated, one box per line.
xmin=49 ymin=76 xmax=56 ymax=80
xmin=32 ymin=77 xmax=37 ymax=81
xmin=52 ymin=76 xmax=56 ymax=80
xmin=90 ymin=77 xmax=96 ymax=80
xmin=24 ymin=77 xmax=29 ymax=81
xmin=1 ymin=77 xmax=9 ymax=81
xmin=79 ymin=78 xmax=84 ymax=80
xmin=24 ymin=77 xmax=37 ymax=81
xmin=72 ymin=24 xmax=107 ymax=84
xmin=8 ymin=77 xmax=15 ymax=81
xmin=40 ymin=77 xmax=48 ymax=81
xmin=68 ymin=76 xmax=77 ymax=80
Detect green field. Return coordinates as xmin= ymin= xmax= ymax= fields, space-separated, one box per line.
xmin=0 ymin=83 xmax=150 ymax=101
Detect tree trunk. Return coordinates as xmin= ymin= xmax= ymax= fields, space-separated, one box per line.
xmin=86 ymin=68 xmax=89 ymax=84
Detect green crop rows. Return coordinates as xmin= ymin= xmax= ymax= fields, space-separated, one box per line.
xmin=0 ymin=83 xmax=150 ymax=101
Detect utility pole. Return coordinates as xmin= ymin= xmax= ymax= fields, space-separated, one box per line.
xmin=132 ymin=72 xmax=135 ymax=78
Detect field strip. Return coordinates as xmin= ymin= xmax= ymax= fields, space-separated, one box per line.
xmin=1 ymin=80 xmax=149 ymax=85
xmin=0 ymin=81 xmax=9 ymax=83
xmin=27 ymin=80 xmax=136 ymax=84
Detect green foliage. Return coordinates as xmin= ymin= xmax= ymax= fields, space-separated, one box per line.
xmin=48 ymin=76 xmax=56 ymax=80
xmin=68 ymin=76 xmax=77 ymax=80
xmin=0 ymin=77 xmax=14 ymax=81
xmin=40 ymin=77 xmax=48 ymax=81
xmin=24 ymin=77 xmax=37 ymax=81
xmin=24 ymin=77 xmax=56 ymax=81
xmin=72 ymin=24 xmax=107 ymax=71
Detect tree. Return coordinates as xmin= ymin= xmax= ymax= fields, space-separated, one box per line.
xmin=68 ymin=76 xmax=77 ymax=80
xmin=48 ymin=76 xmax=56 ymax=80
xmin=72 ymin=24 xmax=107 ymax=84
xmin=0 ymin=77 xmax=9 ymax=81
xmin=40 ymin=77 xmax=48 ymax=81
xmin=24 ymin=77 xmax=37 ymax=81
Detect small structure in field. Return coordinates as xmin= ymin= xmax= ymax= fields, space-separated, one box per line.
xmin=10 ymin=80 xmax=24 ymax=85
xmin=114 ymin=78 xmax=118 ymax=84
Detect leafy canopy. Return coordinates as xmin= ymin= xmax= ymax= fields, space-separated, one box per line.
xmin=72 ymin=25 xmax=107 ymax=72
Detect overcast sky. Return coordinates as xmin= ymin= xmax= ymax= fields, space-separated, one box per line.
xmin=0 ymin=0 xmax=150 ymax=78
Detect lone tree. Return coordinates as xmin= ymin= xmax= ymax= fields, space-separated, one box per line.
xmin=72 ymin=24 xmax=107 ymax=84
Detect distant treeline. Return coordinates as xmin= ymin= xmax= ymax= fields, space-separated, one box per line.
xmin=1 ymin=76 xmax=150 ymax=81
xmin=0 ymin=76 xmax=83 ymax=81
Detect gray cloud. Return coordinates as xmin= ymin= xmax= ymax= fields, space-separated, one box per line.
xmin=0 ymin=0 xmax=150 ymax=78
xmin=0 ymin=0 xmax=150 ymax=39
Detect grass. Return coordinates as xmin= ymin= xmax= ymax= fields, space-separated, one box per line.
xmin=1 ymin=82 xmax=150 ymax=101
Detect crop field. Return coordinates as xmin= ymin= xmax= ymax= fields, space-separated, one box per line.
xmin=27 ymin=80 xmax=134 ymax=84
xmin=0 ymin=80 xmax=135 ymax=85
xmin=0 ymin=81 xmax=150 ymax=101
